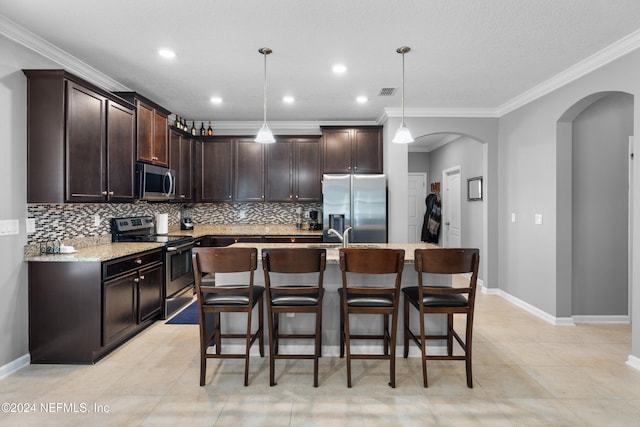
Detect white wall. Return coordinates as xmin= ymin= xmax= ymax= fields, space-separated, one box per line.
xmin=571 ymin=93 xmax=632 ymax=316
xmin=0 ymin=34 xmax=58 ymax=369
xmin=498 ymin=47 xmax=640 ymax=358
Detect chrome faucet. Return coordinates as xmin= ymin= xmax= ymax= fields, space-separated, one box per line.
xmin=328 ymin=226 xmax=353 ymax=248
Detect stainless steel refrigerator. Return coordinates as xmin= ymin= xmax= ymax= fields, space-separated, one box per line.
xmin=322 ymin=174 xmax=387 ymax=243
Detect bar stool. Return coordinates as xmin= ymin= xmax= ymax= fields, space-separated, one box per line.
xmin=192 ymin=247 xmax=265 ymax=386
xmin=338 ymin=248 xmax=405 ymax=388
xmin=403 ymin=248 xmax=479 ymax=388
xmin=262 ymin=248 xmax=326 ymax=387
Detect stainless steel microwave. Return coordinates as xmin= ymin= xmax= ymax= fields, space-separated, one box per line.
xmin=135 ymin=163 xmax=176 ymax=200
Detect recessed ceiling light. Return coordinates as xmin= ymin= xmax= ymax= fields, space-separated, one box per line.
xmin=283 ymin=96 xmax=295 ymax=104
xmin=158 ymin=49 xmax=176 ymax=59
xmin=332 ymin=64 xmax=347 ymax=74
xmin=356 ymin=96 xmax=368 ymax=104
xmin=210 ymin=96 xmax=223 ymax=104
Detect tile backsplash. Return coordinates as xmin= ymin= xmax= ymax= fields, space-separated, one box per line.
xmin=26 ymin=201 xmax=321 ymax=245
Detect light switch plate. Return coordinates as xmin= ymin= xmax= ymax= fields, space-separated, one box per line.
xmin=534 ymin=214 xmax=543 ymax=225
xmin=511 ymin=213 xmax=516 ymax=223
xmin=0 ymin=219 xmax=19 ymax=236
xmin=94 ymin=214 xmax=101 ymax=227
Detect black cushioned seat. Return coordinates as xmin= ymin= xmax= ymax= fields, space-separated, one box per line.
xmin=402 ymin=286 xmax=468 ymax=307
xmin=337 ymin=288 xmax=394 ymax=307
xmin=203 ymin=286 xmax=265 ymax=306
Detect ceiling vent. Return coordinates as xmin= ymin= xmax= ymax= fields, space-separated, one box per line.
xmin=378 ymin=87 xmax=397 ymax=96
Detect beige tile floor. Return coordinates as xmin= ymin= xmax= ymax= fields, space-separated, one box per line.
xmin=2 ymin=290 xmax=640 ymax=426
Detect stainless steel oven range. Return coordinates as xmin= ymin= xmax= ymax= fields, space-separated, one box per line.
xmin=111 ymin=216 xmax=194 ymax=319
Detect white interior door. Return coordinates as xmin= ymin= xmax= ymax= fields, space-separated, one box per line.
xmin=407 ymin=173 xmax=427 ymax=243
xmin=443 ymin=167 xmax=461 ymax=247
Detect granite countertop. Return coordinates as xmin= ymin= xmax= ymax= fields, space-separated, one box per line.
xmin=24 ymin=223 xmax=322 ymax=262
xmin=170 ymin=223 xmax=323 ymax=238
xmin=25 ymin=242 xmax=165 ymax=262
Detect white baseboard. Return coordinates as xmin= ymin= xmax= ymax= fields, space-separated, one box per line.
xmin=626 ymin=355 xmax=640 ymax=372
xmin=0 ymin=353 xmax=30 ymax=380
xmin=482 ymin=287 xmax=631 ymax=326
xmin=572 ymin=315 xmax=630 ymax=324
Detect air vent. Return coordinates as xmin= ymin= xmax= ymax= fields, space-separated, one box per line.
xmin=378 ymin=87 xmax=397 ymax=96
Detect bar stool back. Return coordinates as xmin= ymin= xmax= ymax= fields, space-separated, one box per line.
xmin=262 ymin=248 xmax=326 ymax=387
xmin=192 ymin=247 xmax=265 ymax=386
xmin=338 ymin=248 xmax=405 ymax=388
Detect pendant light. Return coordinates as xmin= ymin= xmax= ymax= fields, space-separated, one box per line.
xmin=255 ymin=47 xmax=276 ymax=143
xmin=392 ymin=46 xmax=414 ymax=144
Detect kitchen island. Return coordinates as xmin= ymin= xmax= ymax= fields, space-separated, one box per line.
xmin=210 ymin=242 xmax=449 ymax=357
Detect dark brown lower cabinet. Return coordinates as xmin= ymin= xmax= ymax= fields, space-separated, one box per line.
xmin=199 ymin=234 xmax=323 ymax=246
xmin=28 ymin=249 xmax=163 ymax=364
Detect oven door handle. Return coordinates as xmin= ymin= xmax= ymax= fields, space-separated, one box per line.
xmin=166 ymin=244 xmax=193 ymax=253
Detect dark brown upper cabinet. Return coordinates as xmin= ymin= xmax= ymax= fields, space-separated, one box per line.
xmin=169 ymin=130 xmax=193 ymax=200
xmin=24 ymin=69 xmax=136 ymax=203
xmin=234 ymin=139 xmax=265 ymax=202
xmin=114 ymin=92 xmax=170 ymax=167
xmin=322 ymin=126 xmax=383 ymax=174
xmin=266 ymin=137 xmax=321 ymax=202
xmin=193 ymin=138 xmax=234 ymax=202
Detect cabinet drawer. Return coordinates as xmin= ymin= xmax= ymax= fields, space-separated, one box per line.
xmin=103 ymin=250 xmax=163 ymax=280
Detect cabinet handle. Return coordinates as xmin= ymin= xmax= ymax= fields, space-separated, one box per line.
xmin=180 ymin=194 xmax=185 ymax=198
xmin=289 ymin=195 xmax=293 ymax=199
xmin=134 ymin=277 xmax=139 ymax=283
xmin=348 ymin=166 xmax=351 ymax=170
xmin=354 ymin=166 xmax=358 ymax=170
xmin=101 ymin=191 xmax=108 ymax=196
xmin=135 ymin=258 xmax=142 ymax=264
xmin=139 ymin=275 xmax=145 ymax=280
xmin=108 ymin=191 xmax=114 ymax=196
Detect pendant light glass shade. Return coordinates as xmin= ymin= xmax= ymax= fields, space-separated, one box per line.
xmin=255 ymin=125 xmax=275 ymax=143
xmin=256 ymin=47 xmax=275 ymax=143
xmin=392 ymin=46 xmax=414 ymax=144
xmin=393 ymin=124 xmax=414 ymax=144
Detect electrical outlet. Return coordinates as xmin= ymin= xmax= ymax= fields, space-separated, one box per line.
xmin=286 ymin=313 xmax=295 ymax=318
xmin=26 ymin=218 xmax=36 ymax=233
xmin=94 ymin=214 xmax=101 ymax=227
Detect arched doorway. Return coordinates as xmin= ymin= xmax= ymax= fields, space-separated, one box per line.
xmin=557 ymin=91 xmax=633 ymax=321
xmin=408 ymin=132 xmax=486 ymax=282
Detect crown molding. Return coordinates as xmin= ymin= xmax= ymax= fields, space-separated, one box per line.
xmin=0 ymin=14 xmax=129 ymax=92
xmin=382 ymin=107 xmax=500 ymax=122
xmin=207 ymin=120 xmax=379 ymax=134
xmin=497 ymin=27 xmax=640 ymax=116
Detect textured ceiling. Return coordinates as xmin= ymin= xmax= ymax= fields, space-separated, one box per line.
xmin=2 ymin=0 xmax=640 ymax=129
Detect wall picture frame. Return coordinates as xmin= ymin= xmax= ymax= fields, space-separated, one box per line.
xmin=467 ymin=176 xmax=483 ymax=201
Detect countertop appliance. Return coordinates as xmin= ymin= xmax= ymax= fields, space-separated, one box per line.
xmin=180 ymin=204 xmax=194 ymax=230
xmin=111 ymin=216 xmax=194 ymax=319
xmin=309 ymin=209 xmax=322 ymax=230
xmin=322 ymin=174 xmax=387 ymax=243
